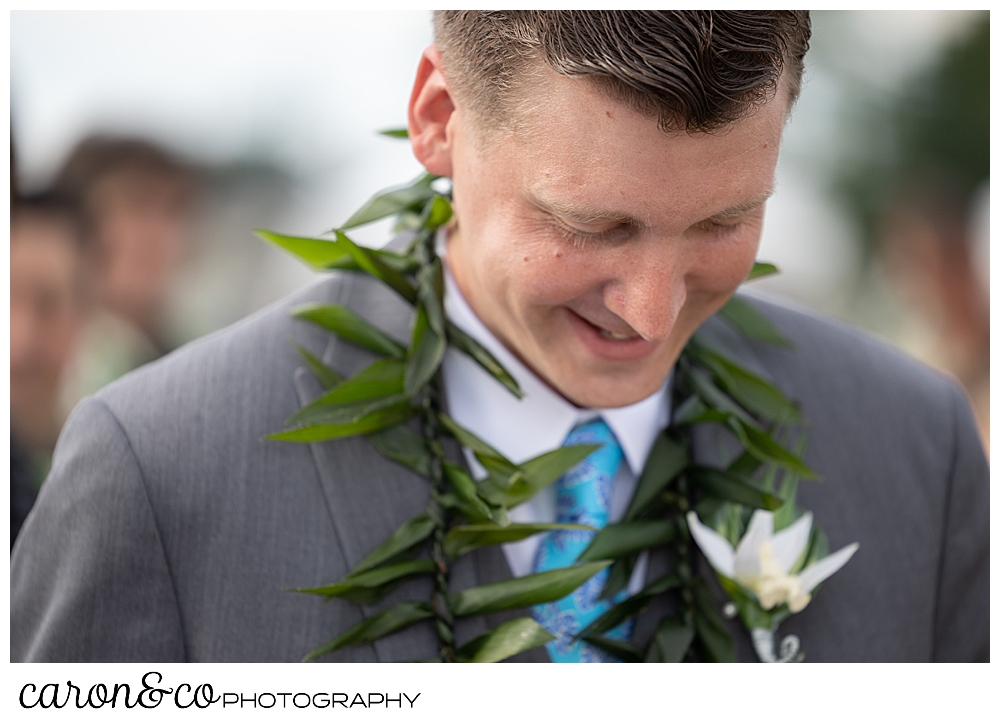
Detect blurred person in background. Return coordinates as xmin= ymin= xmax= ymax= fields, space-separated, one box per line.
xmin=54 ymin=136 xmax=197 ymax=406
xmin=839 ymin=15 xmax=989 ymax=453
xmin=10 ymin=192 xmax=88 ymax=545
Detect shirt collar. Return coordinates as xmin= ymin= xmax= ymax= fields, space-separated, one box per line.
xmin=440 ymin=253 xmax=670 ymax=476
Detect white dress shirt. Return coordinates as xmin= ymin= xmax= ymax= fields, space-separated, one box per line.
xmin=440 ymin=252 xmax=672 ymax=595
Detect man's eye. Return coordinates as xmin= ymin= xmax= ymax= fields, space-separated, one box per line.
xmin=554 ymin=220 xmax=633 ymax=247
xmin=695 ymin=219 xmax=743 ymax=236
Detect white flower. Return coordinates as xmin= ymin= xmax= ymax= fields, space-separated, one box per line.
xmin=686 ymin=510 xmax=859 ymax=614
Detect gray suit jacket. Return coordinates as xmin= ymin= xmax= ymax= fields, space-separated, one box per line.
xmin=11 ymin=270 xmax=989 ymax=662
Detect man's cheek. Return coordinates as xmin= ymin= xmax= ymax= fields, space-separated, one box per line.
xmin=689 ymin=242 xmax=760 ymax=293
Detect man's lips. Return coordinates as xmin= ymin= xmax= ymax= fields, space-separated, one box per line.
xmin=563 ymin=308 xmax=660 ymax=362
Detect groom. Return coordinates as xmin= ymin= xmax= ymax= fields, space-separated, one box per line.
xmin=12 ymin=11 xmax=988 ymax=662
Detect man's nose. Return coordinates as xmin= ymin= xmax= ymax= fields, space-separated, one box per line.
xmin=602 ymin=246 xmax=687 ymax=341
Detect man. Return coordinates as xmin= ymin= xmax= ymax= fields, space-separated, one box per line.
xmin=10 ymin=193 xmax=88 ymax=545
xmin=12 ymin=11 xmax=988 ymax=662
xmin=55 ymin=136 xmax=196 ymax=355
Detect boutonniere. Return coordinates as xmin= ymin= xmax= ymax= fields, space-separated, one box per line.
xmin=687 ymin=508 xmax=858 ymax=662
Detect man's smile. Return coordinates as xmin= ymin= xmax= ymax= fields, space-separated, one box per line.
xmin=562 ymin=307 xmax=661 ymax=363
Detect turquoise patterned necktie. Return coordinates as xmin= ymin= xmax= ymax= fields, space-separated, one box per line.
xmin=531 ymin=418 xmax=634 ymax=662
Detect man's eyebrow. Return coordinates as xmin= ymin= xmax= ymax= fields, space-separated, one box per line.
xmin=704 ymin=188 xmax=775 ymax=221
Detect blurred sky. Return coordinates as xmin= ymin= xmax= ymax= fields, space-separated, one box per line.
xmin=10 ymin=10 xmax=985 ymax=344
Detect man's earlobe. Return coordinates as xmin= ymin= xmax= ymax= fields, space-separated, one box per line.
xmin=408 ymin=46 xmax=455 ymax=177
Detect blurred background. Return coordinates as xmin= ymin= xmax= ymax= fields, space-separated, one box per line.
xmin=10 ymin=10 xmax=989 ymax=543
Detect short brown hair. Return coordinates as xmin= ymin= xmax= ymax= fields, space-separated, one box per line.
xmin=434 ymin=10 xmax=811 ymax=135
xmin=54 ymin=135 xmax=193 ymax=206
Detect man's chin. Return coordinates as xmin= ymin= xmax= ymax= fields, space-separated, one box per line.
xmin=539 ymin=358 xmax=670 ymax=409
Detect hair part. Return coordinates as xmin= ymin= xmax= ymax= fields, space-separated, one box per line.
xmin=433 ymin=10 xmax=811 ymax=136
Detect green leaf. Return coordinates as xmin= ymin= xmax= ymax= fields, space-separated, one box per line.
xmin=688 ymin=367 xmax=758 ymax=427
xmin=797 ymin=524 xmax=829 ymax=575
xmin=324 ymin=249 xmax=419 ymax=275
xmin=341 ymin=175 xmax=436 ymax=230
xmin=350 ymin=513 xmax=436 ymax=576
xmin=584 ymin=637 xmax=644 ymax=663
xmin=772 ymin=478 xmax=800 ymax=532
xmin=424 ymin=195 xmax=453 ymax=232
xmin=454 ymin=617 xmax=555 ymax=663
xmin=291 ymin=303 xmax=406 ymax=359
xmin=393 ymin=210 xmax=425 ymax=233
xmin=691 ymin=580 xmax=736 ymax=663
xmin=576 ymin=520 xmax=676 ymax=562
xmin=434 ymin=491 xmax=507 ymax=527
xmin=449 ymin=561 xmax=611 ymax=617
xmin=365 ymin=423 xmax=432 ymax=477
xmin=688 ymin=339 xmax=800 ymax=423
xmin=642 ymin=572 xmax=686 ymax=597
xmin=578 ymin=596 xmax=649 ymax=640
xmin=747 ymin=261 xmax=779 ymax=280
xmin=598 ymin=555 xmax=637 ymax=600
xmin=363 ymin=249 xmax=420 ymax=275
xmin=437 ymin=413 xmax=514 ymax=467
xmin=301 ymin=358 xmax=405 ymax=404
xmin=266 ymin=401 xmax=415 ymax=442
xmin=446 ymin=322 xmax=523 ymax=399
xmin=443 ymin=522 xmax=593 ymax=560
xmin=650 ymin=618 xmax=695 ymax=663
xmin=293 ymin=342 xmax=343 ymax=389
xmin=404 ymin=306 xmax=447 ymax=395
xmin=624 ymin=434 xmax=688 ymax=521
xmin=717 ymin=575 xmax=776 ymax=631
xmin=288 ymin=358 xmax=406 ymax=425
xmin=258 ymin=231 xmax=415 ymax=273
xmin=442 ymin=462 xmax=496 ymax=523
xmin=718 ymin=296 xmax=791 ymax=347
xmin=379 ymin=127 xmax=409 ymax=139
xmin=416 ymin=258 xmax=446 ymax=336
xmin=303 ymin=602 xmax=434 ymax=661
xmin=577 ymin=573 xmax=684 ymax=641
xmin=520 ymin=444 xmax=600 ymax=491
xmin=257 ymin=230 xmax=350 ymax=270
xmin=689 ymin=466 xmax=783 ymax=511
xmin=671 ymin=395 xmax=712 ymax=426
xmin=772 ymin=437 xmax=807 ymax=532
xmin=726 ymin=449 xmax=763 ymax=478
xmin=497 ymin=444 xmax=601 ymax=507
xmin=333 ymin=231 xmax=418 ymax=303
xmin=295 ymin=559 xmax=435 ymax=605
xmin=728 ymin=419 xmax=817 ymax=479
xmin=288 ymin=393 xmax=410 ymax=427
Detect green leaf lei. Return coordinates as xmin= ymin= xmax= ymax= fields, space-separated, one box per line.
xmin=260 ymin=131 xmax=820 ymax=663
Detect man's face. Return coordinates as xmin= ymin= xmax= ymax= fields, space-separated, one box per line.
xmin=90 ymin=170 xmax=191 ymax=329
xmin=10 ymin=215 xmax=83 ymax=447
xmin=444 ymin=66 xmax=787 ymax=409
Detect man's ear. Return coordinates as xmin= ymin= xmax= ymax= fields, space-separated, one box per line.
xmin=408 ymin=45 xmax=456 ymax=177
